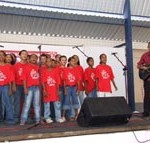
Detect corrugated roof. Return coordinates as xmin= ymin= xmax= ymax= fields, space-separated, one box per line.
xmin=0 ymin=0 xmax=150 ymax=42
xmin=1 ymin=0 xmax=125 ymax=14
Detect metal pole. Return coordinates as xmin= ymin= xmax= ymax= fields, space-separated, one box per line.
xmin=123 ymin=0 xmax=135 ymax=111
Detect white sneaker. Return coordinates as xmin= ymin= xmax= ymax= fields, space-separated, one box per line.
xmin=46 ymin=118 xmax=53 ymax=124
xmin=57 ymin=118 xmax=66 ymax=123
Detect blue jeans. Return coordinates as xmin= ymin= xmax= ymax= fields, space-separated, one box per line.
xmin=59 ymin=86 xmax=65 ymax=110
xmin=0 ymin=85 xmax=14 ymax=122
xmin=59 ymin=87 xmax=75 ymax=118
xmin=78 ymin=91 xmax=85 ymax=106
xmin=14 ymin=85 xmax=25 ymax=121
xmin=63 ymin=86 xmax=80 ymax=110
xmin=21 ymin=86 xmax=40 ymax=123
xmin=87 ymin=89 xmax=97 ymax=98
xmin=44 ymin=101 xmax=61 ymax=122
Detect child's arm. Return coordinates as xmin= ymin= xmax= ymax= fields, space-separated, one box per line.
xmin=111 ymin=79 xmax=118 ymax=91
xmin=64 ymin=80 xmax=67 ymax=96
xmin=84 ymin=80 xmax=88 ymax=95
xmin=42 ymin=82 xmax=47 ymax=96
xmin=23 ymin=80 xmax=28 ymax=95
xmin=96 ymin=78 xmax=99 ymax=91
xmin=8 ymin=83 xmax=12 ymax=96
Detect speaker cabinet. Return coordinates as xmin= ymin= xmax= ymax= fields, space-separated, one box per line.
xmin=77 ymin=97 xmax=132 ymax=127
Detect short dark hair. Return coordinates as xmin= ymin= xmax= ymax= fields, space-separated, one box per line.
xmin=40 ymin=53 xmax=47 ymax=58
xmin=0 ymin=50 xmax=6 ymax=56
xmin=19 ymin=50 xmax=28 ymax=56
xmin=86 ymin=57 xmax=93 ymax=63
xmin=59 ymin=55 xmax=67 ymax=61
xmin=30 ymin=54 xmax=38 ymax=59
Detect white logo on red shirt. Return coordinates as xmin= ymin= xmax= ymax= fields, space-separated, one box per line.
xmin=47 ymin=76 xmax=56 ymax=86
xmin=101 ymin=70 xmax=109 ymax=79
xmin=18 ymin=68 xmax=23 ymax=76
xmin=0 ymin=71 xmax=6 ymax=81
xmin=68 ymin=73 xmax=75 ymax=82
xmin=30 ymin=69 xmax=39 ymax=79
xmin=91 ymin=72 xmax=95 ymax=81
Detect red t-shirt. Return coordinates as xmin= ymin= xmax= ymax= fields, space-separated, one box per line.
xmin=57 ymin=66 xmax=66 ymax=86
xmin=42 ymin=68 xmax=60 ymax=102
xmin=137 ymin=51 xmax=150 ymax=80
xmin=74 ymin=65 xmax=84 ymax=91
xmin=84 ymin=67 xmax=96 ymax=92
xmin=63 ymin=67 xmax=80 ymax=86
xmin=13 ymin=62 xmax=28 ymax=85
xmin=21 ymin=64 xmax=39 ymax=87
xmin=96 ymin=64 xmax=114 ymax=92
xmin=0 ymin=64 xmax=14 ymax=85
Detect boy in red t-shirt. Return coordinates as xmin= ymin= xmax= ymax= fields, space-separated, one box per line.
xmin=20 ymin=54 xmax=40 ymax=125
xmin=62 ymin=57 xmax=80 ymax=121
xmin=72 ymin=55 xmax=85 ymax=106
xmin=96 ymin=54 xmax=117 ymax=97
xmin=13 ymin=50 xmax=28 ymax=123
xmin=0 ymin=50 xmax=15 ymax=124
xmin=84 ymin=57 xmax=97 ymax=97
xmin=42 ymin=58 xmax=65 ymax=123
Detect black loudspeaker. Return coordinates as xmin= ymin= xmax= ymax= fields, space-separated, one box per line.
xmin=77 ymin=97 xmax=132 ymax=127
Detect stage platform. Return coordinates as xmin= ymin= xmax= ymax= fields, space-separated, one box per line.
xmin=0 ymin=113 xmax=150 ymax=142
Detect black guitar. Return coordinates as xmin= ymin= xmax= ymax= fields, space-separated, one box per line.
xmin=139 ymin=67 xmax=150 ymax=80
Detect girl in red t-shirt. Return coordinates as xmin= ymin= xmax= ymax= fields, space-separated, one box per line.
xmin=96 ymin=54 xmax=117 ymax=97
xmin=84 ymin=57 xmax=97 ymax=97
xmin=42 ymin=58 xmax=65 ymax=123
xmin=62 ymin=57 xmax=80 ymax=121
xmin=0 ymin=50 xmax=15 ymax=124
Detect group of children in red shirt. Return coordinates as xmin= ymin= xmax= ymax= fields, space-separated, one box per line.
xmin=0 ymin=50 xmax=117 ymax=125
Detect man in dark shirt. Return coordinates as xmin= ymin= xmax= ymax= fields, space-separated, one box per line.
xmin=137 ymin=42 xmax=150 ymax=117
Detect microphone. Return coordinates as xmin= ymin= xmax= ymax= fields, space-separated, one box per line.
xmin=0 ymin=45 xmax=4 ymax=48
xmin=38 ymin=45 xmax=41 ymax=50
xmin=72 ymin=45 xmax=83 ymax=49
xmin=72 ymin=46 xmax=78 ymax=49
xmin=111 ymin=52 xmax=118 ymax=55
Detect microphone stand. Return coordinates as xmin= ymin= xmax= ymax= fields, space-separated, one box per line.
xmin=112 ymin=53 xmax=128 ymax=102
xmin=73 ymin=46 xmax=88 ymax=58
xmin=27 ymin=45 xmax=45 ymax=130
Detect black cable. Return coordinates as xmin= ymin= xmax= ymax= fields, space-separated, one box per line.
xmin=132 ymin=130 xmax=150 ymax=143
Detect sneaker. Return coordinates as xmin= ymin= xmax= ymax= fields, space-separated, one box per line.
xmin=57 ymin=118 xmax=66 ymax=123
xmin=46 ymin=118 xmax=53 ymax=124
xmin=20 ymin=121 xmax=25 ymax=126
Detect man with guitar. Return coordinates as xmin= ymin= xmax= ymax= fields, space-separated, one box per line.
xmin=137 ymin=42 xmax=150 ymax=117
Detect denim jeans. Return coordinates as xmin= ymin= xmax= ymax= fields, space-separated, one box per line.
xmin=78 ymin=91 xmax=86 ymax=106
xmin=59 ymin=87 xmax=75 ymax=118
xmin=0 ymin=85 xmax=14 ymax=122
xmin=44 ymin=101 xmax=61 ymax=122
xmin=63 ymin=86 xmax=80 ymax=110
xmin=21 ymin=86 xmax=40 ymax=123
xmin=14 ymin=85 xmax=25 ymax=121
xmin=87 ymin=89 xmax=97 ymax=98
xmin=59 ymin=86 xmax=65 ymax=110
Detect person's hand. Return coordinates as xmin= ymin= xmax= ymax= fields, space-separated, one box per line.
xmin=9 ymin=88 xmax=12 ymax=96
xmin=43 ymin=90 xmax=47 ymax=96
xmin=64 ymin=88 xmax=68 ymax=96
xmin=115 ymin=86 xmax=118 ymax=91
xmin=24 ymin=88 xmax=28 ymax=95
xmin=85 ymin=90 xmax=88 ymax=96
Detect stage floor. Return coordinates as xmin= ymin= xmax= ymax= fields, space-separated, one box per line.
xmin=0 ymin=113 xmax=150 ymax=142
